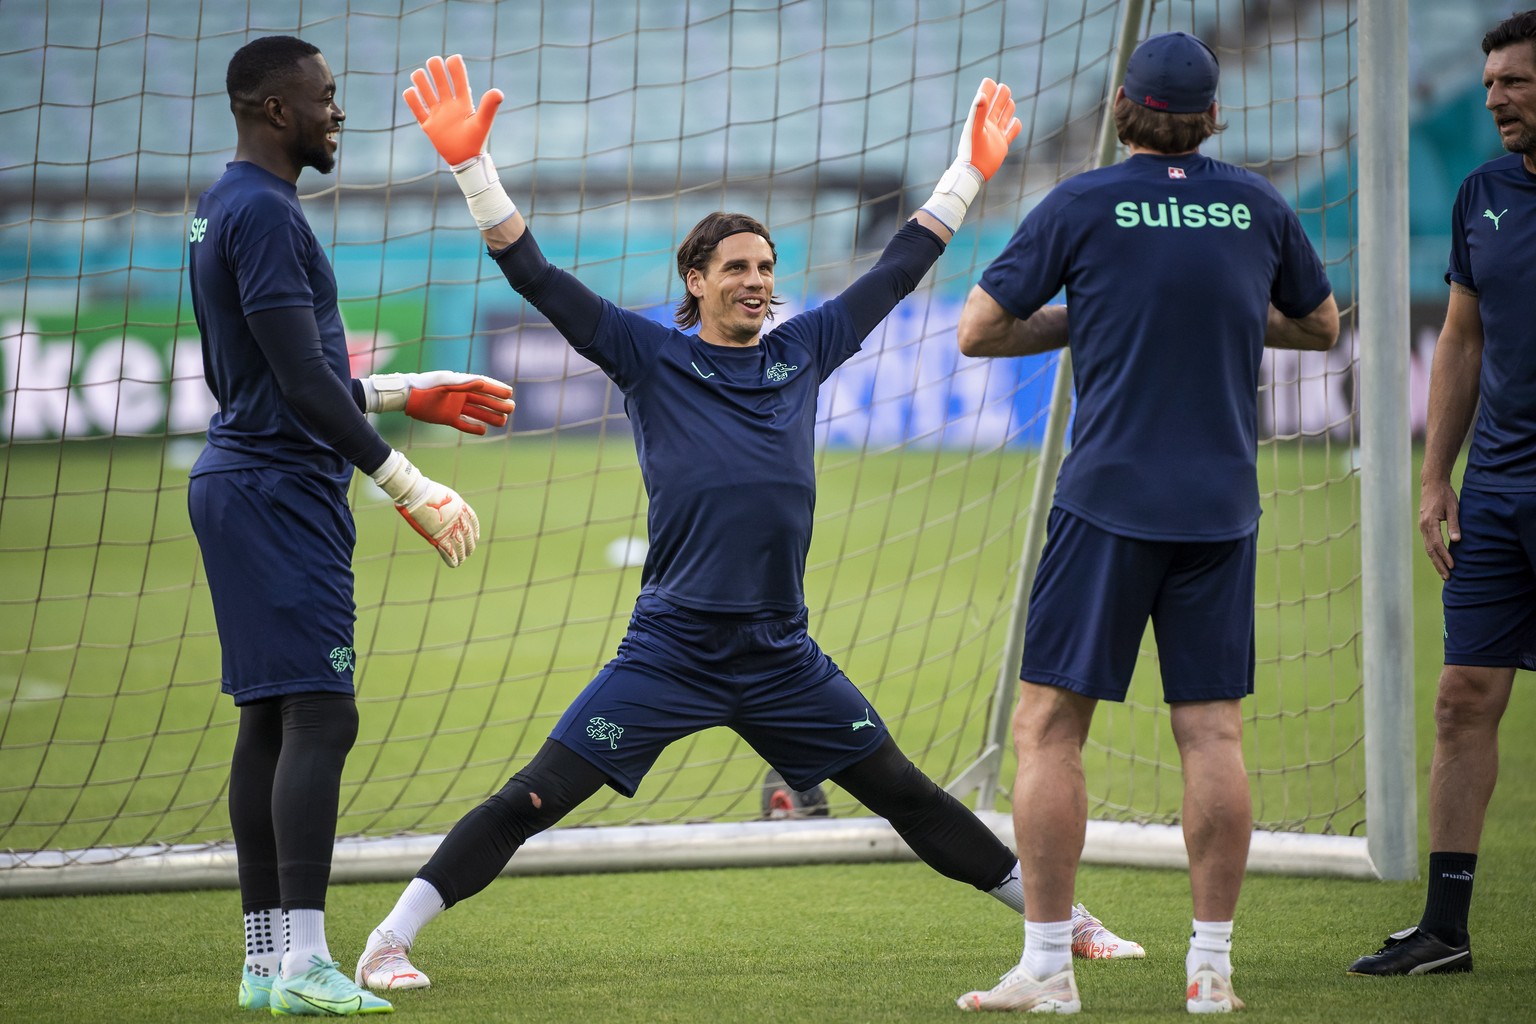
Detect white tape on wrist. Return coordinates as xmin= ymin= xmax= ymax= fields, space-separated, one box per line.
xmin=450 ymin=153 xmax=518 ymax=230
xmin=369 ymin=450 xmax=428 ymax=506
xmin=920 ymin=160 xmax=983 ymax=232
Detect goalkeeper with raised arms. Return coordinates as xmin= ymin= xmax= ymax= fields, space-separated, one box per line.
xmin=188 ymin=35 xmax=513 ymax=1015
xmin=355 ymin=54 xmax=1143 ymax=995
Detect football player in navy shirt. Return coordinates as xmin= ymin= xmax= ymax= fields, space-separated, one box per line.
xmin=952 ymin=32 xmax=1337 ymax=1013
xmin=1350 ymin=9 xmax=1536 ymax=979
xmin=189 ymin=35 xmax=512 ymax=1015
xmin=355 ymin=54 xmax=1145 ymax=993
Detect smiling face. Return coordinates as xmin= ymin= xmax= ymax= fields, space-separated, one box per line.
xmin=1485 ymin=40 xmax=1536 ymax=169
xmin=286 ymin=54 xmax=345 ymax=174
xmin=686 ymin=231 xmax=776 ymax=346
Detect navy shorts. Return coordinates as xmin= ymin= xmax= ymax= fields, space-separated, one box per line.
xmin=189 ymin=467 xmax=358 ymax=704
xmin=549 ymin=592 xmax=888 ymax=796
xmin=1020 ymin=508 xmax=1256 ymax=703
xmin=1443 ymin=487 xmax=1536 ymax=670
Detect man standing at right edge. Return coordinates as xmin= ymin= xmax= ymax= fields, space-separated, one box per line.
xmin=951 ymin=32 xmax=1337 ymax=1013
xmin=1349 ymin=9 xmax=1536 ymax=979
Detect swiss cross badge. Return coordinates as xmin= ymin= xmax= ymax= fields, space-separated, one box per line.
xmin=1168 ymin=167 xmax=1187 ymax=179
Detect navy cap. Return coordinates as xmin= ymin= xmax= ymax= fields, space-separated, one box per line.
xmin=1123 ymin=31 xmax=1219 ymax=113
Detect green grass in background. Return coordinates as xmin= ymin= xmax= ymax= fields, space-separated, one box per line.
xmin=2 ymin=439 xmax=1532 ymax=1020
xmin=3 ymin=437 xmax=1366 ymax=852
xmin=0 ymin=435 xmax=1025 ymax=847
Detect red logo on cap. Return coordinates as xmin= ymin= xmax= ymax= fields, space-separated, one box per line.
xmin=1143 ymin=95 xmax=1170 ymax=109
xmin=1168 ymin=167 xmax=1186 ymax=179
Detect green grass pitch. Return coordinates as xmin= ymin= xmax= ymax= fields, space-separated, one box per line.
xmin=4 ymin=435 xmax=1365 ymax=848
xmin=2 ymin=437 xmax=1533 ymax=1021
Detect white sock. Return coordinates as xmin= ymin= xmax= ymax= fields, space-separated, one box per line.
xmin=1021 ymin=918 xmax=1073 ymax=979
xmin=987 ymin=860 xmax=1025 ymax=914
xmin=281 ymin=908 xmax=332 ymax=978
xmin=243 ymin=908 xmax=281 ymax=977
xmin=1187 ymin=918 xmax=1233 ymax=978
xmin=370 ymin=877 xmax=447 ymax=951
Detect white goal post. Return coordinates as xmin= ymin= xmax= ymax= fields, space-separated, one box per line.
xmin=0 ymin=0 xmax=1413 ymax=897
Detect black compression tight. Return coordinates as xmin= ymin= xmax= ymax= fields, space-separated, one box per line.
xmin=830 ymin=736 xmax=1017 ymax=891
xmin=417 ymin=739 xmax=609 ymax=908
xmin=411 ymin=735 xmax=1013 ymax=908
xmin=229 ymin=693 xmax=359 ymax=912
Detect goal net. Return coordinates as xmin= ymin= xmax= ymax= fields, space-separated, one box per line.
xmin=0 ymin=0 xmax=1404 ymax=894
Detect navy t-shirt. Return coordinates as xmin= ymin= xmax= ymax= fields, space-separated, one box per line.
xmin=492 ymin=219 xmax=943 ymax=614
xmin=578 ymin=299 xmax=862 ymax=614
xmin=188 ymin=161 xmax=353 ymax=487
xmin=978 ymin=152 xmax=1333 ymax=541
xmin=1446 ymin=153 xmax=1536 ymax=492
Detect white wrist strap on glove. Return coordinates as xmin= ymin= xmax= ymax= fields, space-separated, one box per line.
xmin=450 ymin=153 xmax=518 ymax=231
xmin=360 ymin=373 xmax=409 ymax=415
xmin=370 ymin=449 xmax=430 ymax=507
xmin=920 ymin=159 xmax=984 ymax=233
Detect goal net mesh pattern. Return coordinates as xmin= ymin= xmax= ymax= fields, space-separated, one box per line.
xmin=0 ymin=0 xmax=1361 ymax=872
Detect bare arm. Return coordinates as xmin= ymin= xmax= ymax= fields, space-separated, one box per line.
xmin=482 ymin=209 xmax=525 ymax=251
xmin=911 ymin=209 xmax=953 ymax=244
xmin=956 ymin=284 xmax=1068 ymax=358
xmin=1419 ymin=282 xmax=1484 ymax=580
xmin=1263 ymin=293 xmax=1340 ymax=350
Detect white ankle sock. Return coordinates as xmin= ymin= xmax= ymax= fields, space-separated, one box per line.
xmin=371 ymin=877 xmax=446 ymax=951
xmin=987 ymin=860 xmax=1025 ymax=914
xmin=1187 ymin=918 xmax=1233 ymax=978
xmin=243 ymin=908 xmax=281 ymax=977
xmin=281 ymin=908 xmax=332 ymax=978
xmin=1022 ymin=918 xmax=1073 ymax=979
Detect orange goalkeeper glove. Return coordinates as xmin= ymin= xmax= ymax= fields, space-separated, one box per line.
xmin=961 ymin=78 xmax=1021 ymax=180
xmin=404 ymin=54 xmax=515 ymax=230
xmin=370 ymin=450 xmax=480 ymax=568
xmin=361 ymin=371 xmax=515 ymax=435
xmin=921 ymin=78 xmax=1023 ymax=232
xmin=404 ymin=54 xmax=502 ymax=165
